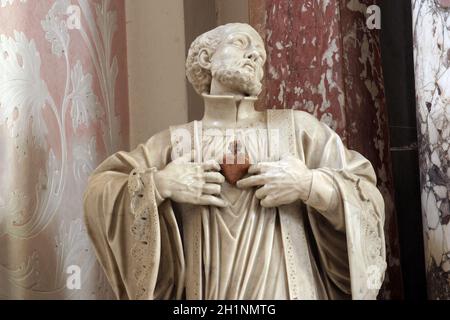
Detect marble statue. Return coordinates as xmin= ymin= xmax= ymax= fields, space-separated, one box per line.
xmin=83 ymin=23 xmax=387 ymax=300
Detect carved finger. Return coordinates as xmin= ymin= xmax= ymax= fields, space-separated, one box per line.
xmin=202 ymin=183 xmax=221 ymax=195
xmin=260 ymin=196 xmax=279 ymax=208
xmin=202 ymin=160 xmax=221 ymax=172
xmin=198 ymin=195 xmax=229 ymax=208
xmin=236 ymin=174 xmax=269 ymax=189
xmin=248 ymin=163 xmax=272 ymax=175
xmin=255 ymin=185 xmax=272 ymax=200
xmin=204 ymin=172 xmax=225 ymax=184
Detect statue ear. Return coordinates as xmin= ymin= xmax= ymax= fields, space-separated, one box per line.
xmin=198 ymin=48 xmax=212 ymax=70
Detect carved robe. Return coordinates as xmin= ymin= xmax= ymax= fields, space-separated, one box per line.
xmin=83 ymin=99 xmax=387 ymax=300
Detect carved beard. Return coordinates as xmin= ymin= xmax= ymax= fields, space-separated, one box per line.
xmin=211 ymin=61 xmax=262 ymax=96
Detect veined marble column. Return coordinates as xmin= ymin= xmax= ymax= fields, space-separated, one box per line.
xmin=412 ymin=0 xmax=450 ymax=299
xmin=249 ymin=0 xmax=403 ymax=299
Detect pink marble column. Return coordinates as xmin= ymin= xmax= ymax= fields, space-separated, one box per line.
xmin=250 ymin=0 xmax=403 ymax=299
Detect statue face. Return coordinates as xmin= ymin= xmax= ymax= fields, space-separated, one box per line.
xmin=209 ymin=25 xmax=267 ymax=96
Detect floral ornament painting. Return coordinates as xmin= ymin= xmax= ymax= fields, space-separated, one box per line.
xmin=0 ymin=0 xmax=129 ymax=299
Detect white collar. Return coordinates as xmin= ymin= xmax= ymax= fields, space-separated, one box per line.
xmin=201 ymin=94 xmax=261 ymax=128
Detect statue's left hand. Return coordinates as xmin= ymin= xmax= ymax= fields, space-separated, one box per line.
xmin=236 ymin=155 xmax=313 ymax=208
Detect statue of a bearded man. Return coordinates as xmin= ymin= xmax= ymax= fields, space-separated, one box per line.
xmin=84 ymin=23 xmax=387 ymax=300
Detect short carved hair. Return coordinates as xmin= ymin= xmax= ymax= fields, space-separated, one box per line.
xmin=185 ymin=24 xmax=236 ymax=95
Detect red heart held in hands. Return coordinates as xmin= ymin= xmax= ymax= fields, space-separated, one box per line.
xmin=220 ymin=140 xmax=250 ymax=185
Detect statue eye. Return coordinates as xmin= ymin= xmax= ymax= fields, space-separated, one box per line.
xmin=233 ymin=37 xmax=247 ymax=48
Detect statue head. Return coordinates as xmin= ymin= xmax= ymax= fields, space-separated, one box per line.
xmin=186 ymin=23 xmax=267 ymax=97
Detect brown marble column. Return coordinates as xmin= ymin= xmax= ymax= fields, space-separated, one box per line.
xmin=249 ymin=0 xmax=403 ymax=299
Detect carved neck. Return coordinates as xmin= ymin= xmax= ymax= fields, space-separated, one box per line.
xmin=201 ymin=94 xmax=262 ymax=128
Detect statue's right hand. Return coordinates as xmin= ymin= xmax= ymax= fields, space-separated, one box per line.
xmin=153 ymin=152 xmax=229 ymax=207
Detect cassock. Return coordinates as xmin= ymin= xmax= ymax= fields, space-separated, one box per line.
xmin=83 ymin=95 xmax=387 ymax=300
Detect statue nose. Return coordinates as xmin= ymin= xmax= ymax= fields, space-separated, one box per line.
xmin=245 ymin=50 xmax=260 ymax=62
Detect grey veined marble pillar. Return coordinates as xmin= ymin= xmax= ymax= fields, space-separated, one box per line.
xmin=412 ymin=0 xmax=450 ymax=299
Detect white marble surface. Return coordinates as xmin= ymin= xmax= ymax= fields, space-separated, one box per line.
xmin=412 ymin=0 xmax=450 ymax=298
